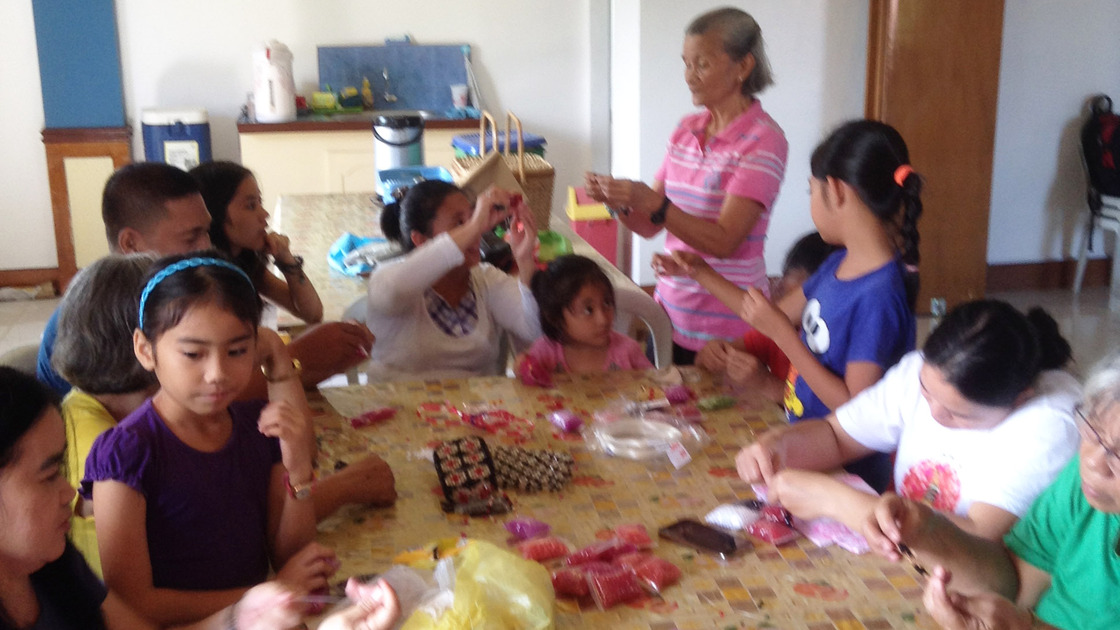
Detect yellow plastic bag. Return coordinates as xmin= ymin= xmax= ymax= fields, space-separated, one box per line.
xmin=400 ymin=540 xmax=555 ymax=630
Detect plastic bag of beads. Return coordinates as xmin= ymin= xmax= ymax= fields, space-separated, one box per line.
xmin=612 ymin=523 xmax=653 ymax=549
xmin=587 ymin=566 xmax=644 ymax=609
xmin=565 ymin=539 xmax=638 ymax=566
xmin=632 ymin=556 xmax=681 ymax=595
xmin=550 ymin=566 xmax=590 ymax=598
xmin=504 ymin=517 xmax=551 ymax=541
xmin=517 ymin=536 xmax=570 ymax=562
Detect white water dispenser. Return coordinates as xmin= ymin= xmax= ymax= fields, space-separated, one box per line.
xmin=252 ymin=40 xmax=296 ymax=123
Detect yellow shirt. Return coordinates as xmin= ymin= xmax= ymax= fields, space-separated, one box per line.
xmin=62 ymin=389 xmax=117 ymax=578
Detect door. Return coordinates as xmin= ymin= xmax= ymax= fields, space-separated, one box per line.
xmin=866 ymin=0 xmax=1005 ymax=311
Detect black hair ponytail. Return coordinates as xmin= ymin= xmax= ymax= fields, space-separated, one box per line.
xmin=380 ymin=201 xmax=404 ymax=245
xmin=380 ymin=180 xmax=461 ymax=253
xmin=897 ymin=171 xmax=923 ymax=266
xmin=1025 ymin=307 xmax=1072 ymax=370
xmin=811 ymin=120 xmax=923 ymax=266
xmin=923 ymin=300 xmax=1070 ymax=407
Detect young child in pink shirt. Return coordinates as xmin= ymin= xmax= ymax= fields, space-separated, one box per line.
xmin=520 ymin=255 xmax=652 ymax=378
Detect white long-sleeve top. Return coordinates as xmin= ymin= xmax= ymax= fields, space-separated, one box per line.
xmin=365 ymin=233 xmax=541 ymax=381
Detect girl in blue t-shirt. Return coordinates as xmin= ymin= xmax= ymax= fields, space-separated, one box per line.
xmin=658 ymin=120 xmax=922 ymax=490
xmin=81 ymin=253 xmax=337 ymax=626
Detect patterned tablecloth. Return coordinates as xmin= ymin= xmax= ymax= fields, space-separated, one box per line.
xmin=310 ymin=368 xmax=934 ymax=629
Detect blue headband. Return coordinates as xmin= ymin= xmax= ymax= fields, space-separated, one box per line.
xmin=138 ymin=257 xmax=254 ymax=331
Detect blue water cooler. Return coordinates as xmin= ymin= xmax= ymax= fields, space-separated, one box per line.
xmin=141 ymin=108 xmax=212 ymax=170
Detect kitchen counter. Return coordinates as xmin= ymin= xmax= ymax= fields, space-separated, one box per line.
xmin=237 ymin=112 xmax=478 ymax=133
xmin=239 ymin=116 xmax=474 ymax=215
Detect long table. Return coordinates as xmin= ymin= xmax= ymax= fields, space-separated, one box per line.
xmin=309 ymin=368 xmax=933 ymax=629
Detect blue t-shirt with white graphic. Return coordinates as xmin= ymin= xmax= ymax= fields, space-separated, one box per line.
xmin=786 ymin=250 xmax=915 ymax=491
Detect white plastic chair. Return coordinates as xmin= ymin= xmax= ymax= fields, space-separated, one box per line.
xmin=1074 ymin=94 xmax=1120 ymax=310
xmin=612 ymin=286 xmax=673 ymax=369
xmin=1073 ymin=193 xmax=1120 ymax=309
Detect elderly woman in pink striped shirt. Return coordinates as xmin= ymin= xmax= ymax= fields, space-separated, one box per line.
xmin=586 ymin=7 xmax=788 ymax=366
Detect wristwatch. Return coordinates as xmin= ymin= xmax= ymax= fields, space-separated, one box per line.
xmin=275 ymin=255 xmax=304 ymax=274
xmin=285 ymin=472 xmax=316 ymax=500
xmin=650 ymin=196 xmax=671 ymax=225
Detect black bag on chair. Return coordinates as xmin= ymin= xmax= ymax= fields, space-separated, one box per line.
xmin=1082 ymin=95 xmax=1120 ymax=198
xmin=1079 ymin=94 xmax=1120 ymax=249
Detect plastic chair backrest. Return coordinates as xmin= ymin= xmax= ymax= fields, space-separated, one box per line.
xmin=612 ymin=288 xmax=673 ymax=369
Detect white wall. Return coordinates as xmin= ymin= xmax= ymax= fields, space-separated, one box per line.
xmin=613 ymin=0 xmax=869 ymax=285
xmin=4 ymin=1 xmax=1120 ymax=276
xmin=0 ymin=0 xmax=55 ymax=270
xmin=988 ymin=0 xmax=1120 ymax=264
xmin=113 ymin=0 xmax=592 ymax=207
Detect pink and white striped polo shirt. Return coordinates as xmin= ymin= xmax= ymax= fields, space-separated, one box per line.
xmin=653 ymin=100 xmax=788 ymax=350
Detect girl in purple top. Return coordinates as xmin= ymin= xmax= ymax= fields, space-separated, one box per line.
xmin=519 ymin=255 xmax=652 ymax=380
xmin=0 ymin=366 xmax=400 ymax=630
xmin=586 ymin=7 xmax=788 ymax=365
xmin=81 ymin=253 xmax=335 ymax=627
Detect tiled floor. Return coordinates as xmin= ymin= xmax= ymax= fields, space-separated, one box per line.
xmin=2 ymin=286 xmax=1119 ymax=380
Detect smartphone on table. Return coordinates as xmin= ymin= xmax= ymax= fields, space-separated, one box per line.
xmin=659 ymin=518 xmax=752 ymax=560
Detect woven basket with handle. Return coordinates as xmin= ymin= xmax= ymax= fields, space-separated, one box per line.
xmin=452 ymin=111 xmax=555 ymax=229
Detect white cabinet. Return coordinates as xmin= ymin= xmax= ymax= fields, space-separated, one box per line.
xmin=239 ymin=128 xmax=463 ymax=213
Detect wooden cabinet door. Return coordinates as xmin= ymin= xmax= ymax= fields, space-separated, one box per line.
xmin=867 ymin=0 xmax=1005 ymax=311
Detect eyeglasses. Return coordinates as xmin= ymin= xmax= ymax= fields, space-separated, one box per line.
xmin=1075 ymin=404 xmax=1120 ymax=474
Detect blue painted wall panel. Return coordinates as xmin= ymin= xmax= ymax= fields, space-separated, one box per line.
xmin=32 ymin=0 xmax=125 ymax=128
xmin=318 ymin=44 xmax=470 ymax=113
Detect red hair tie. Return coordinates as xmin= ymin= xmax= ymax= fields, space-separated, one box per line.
xmin=894 ymin=164 xmax=914 ymax=187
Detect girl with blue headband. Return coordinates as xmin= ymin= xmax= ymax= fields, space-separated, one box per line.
xmin=78 ymin=252 xmax=338 ymax=626
xmin=0 ymin=366 xmax=401 ymax=629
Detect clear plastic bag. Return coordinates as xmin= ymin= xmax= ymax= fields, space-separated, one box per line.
xmin=585 ymin=398 xmax=709 ymax=463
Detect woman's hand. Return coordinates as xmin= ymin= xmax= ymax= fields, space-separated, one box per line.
xmin=319 ymin=578 xmax=401 ymax=630
xmin=231 ymin=581 xmax=304 ymax=630
xmin=289 ymin=321 xmax=375 ymax=385
xmin=274 ymin=541 xmax=340 ymax=595
xmin=334 ymin=454 xmax=397 ymax=507
xmin=696 ymin=340 xmax=732 ymax=372
xmin=740 ymin=288 xmax=795 ymax=341
xmin=923 ymin=566 xmax=1036 ymax=630
xmin=265 ymin=232 xmax=297 ymax=266
xmin=736 ymin=426 xmax=789 ymax=484
xmin=767 ymin=470 xmax=841 ymax=521
xmin=258 ymin=399 xmax=313 ymax=482
xmin=584 ymin=173 xmax=663 ymax=216
xmin=863 ymin=492 xmax=932 ymax=561
xmin=471 ymin=186 xmax=515 ymax=234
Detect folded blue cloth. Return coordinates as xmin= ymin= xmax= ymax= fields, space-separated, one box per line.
xmin=328 ymin=232 xmax=379 ymax=276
